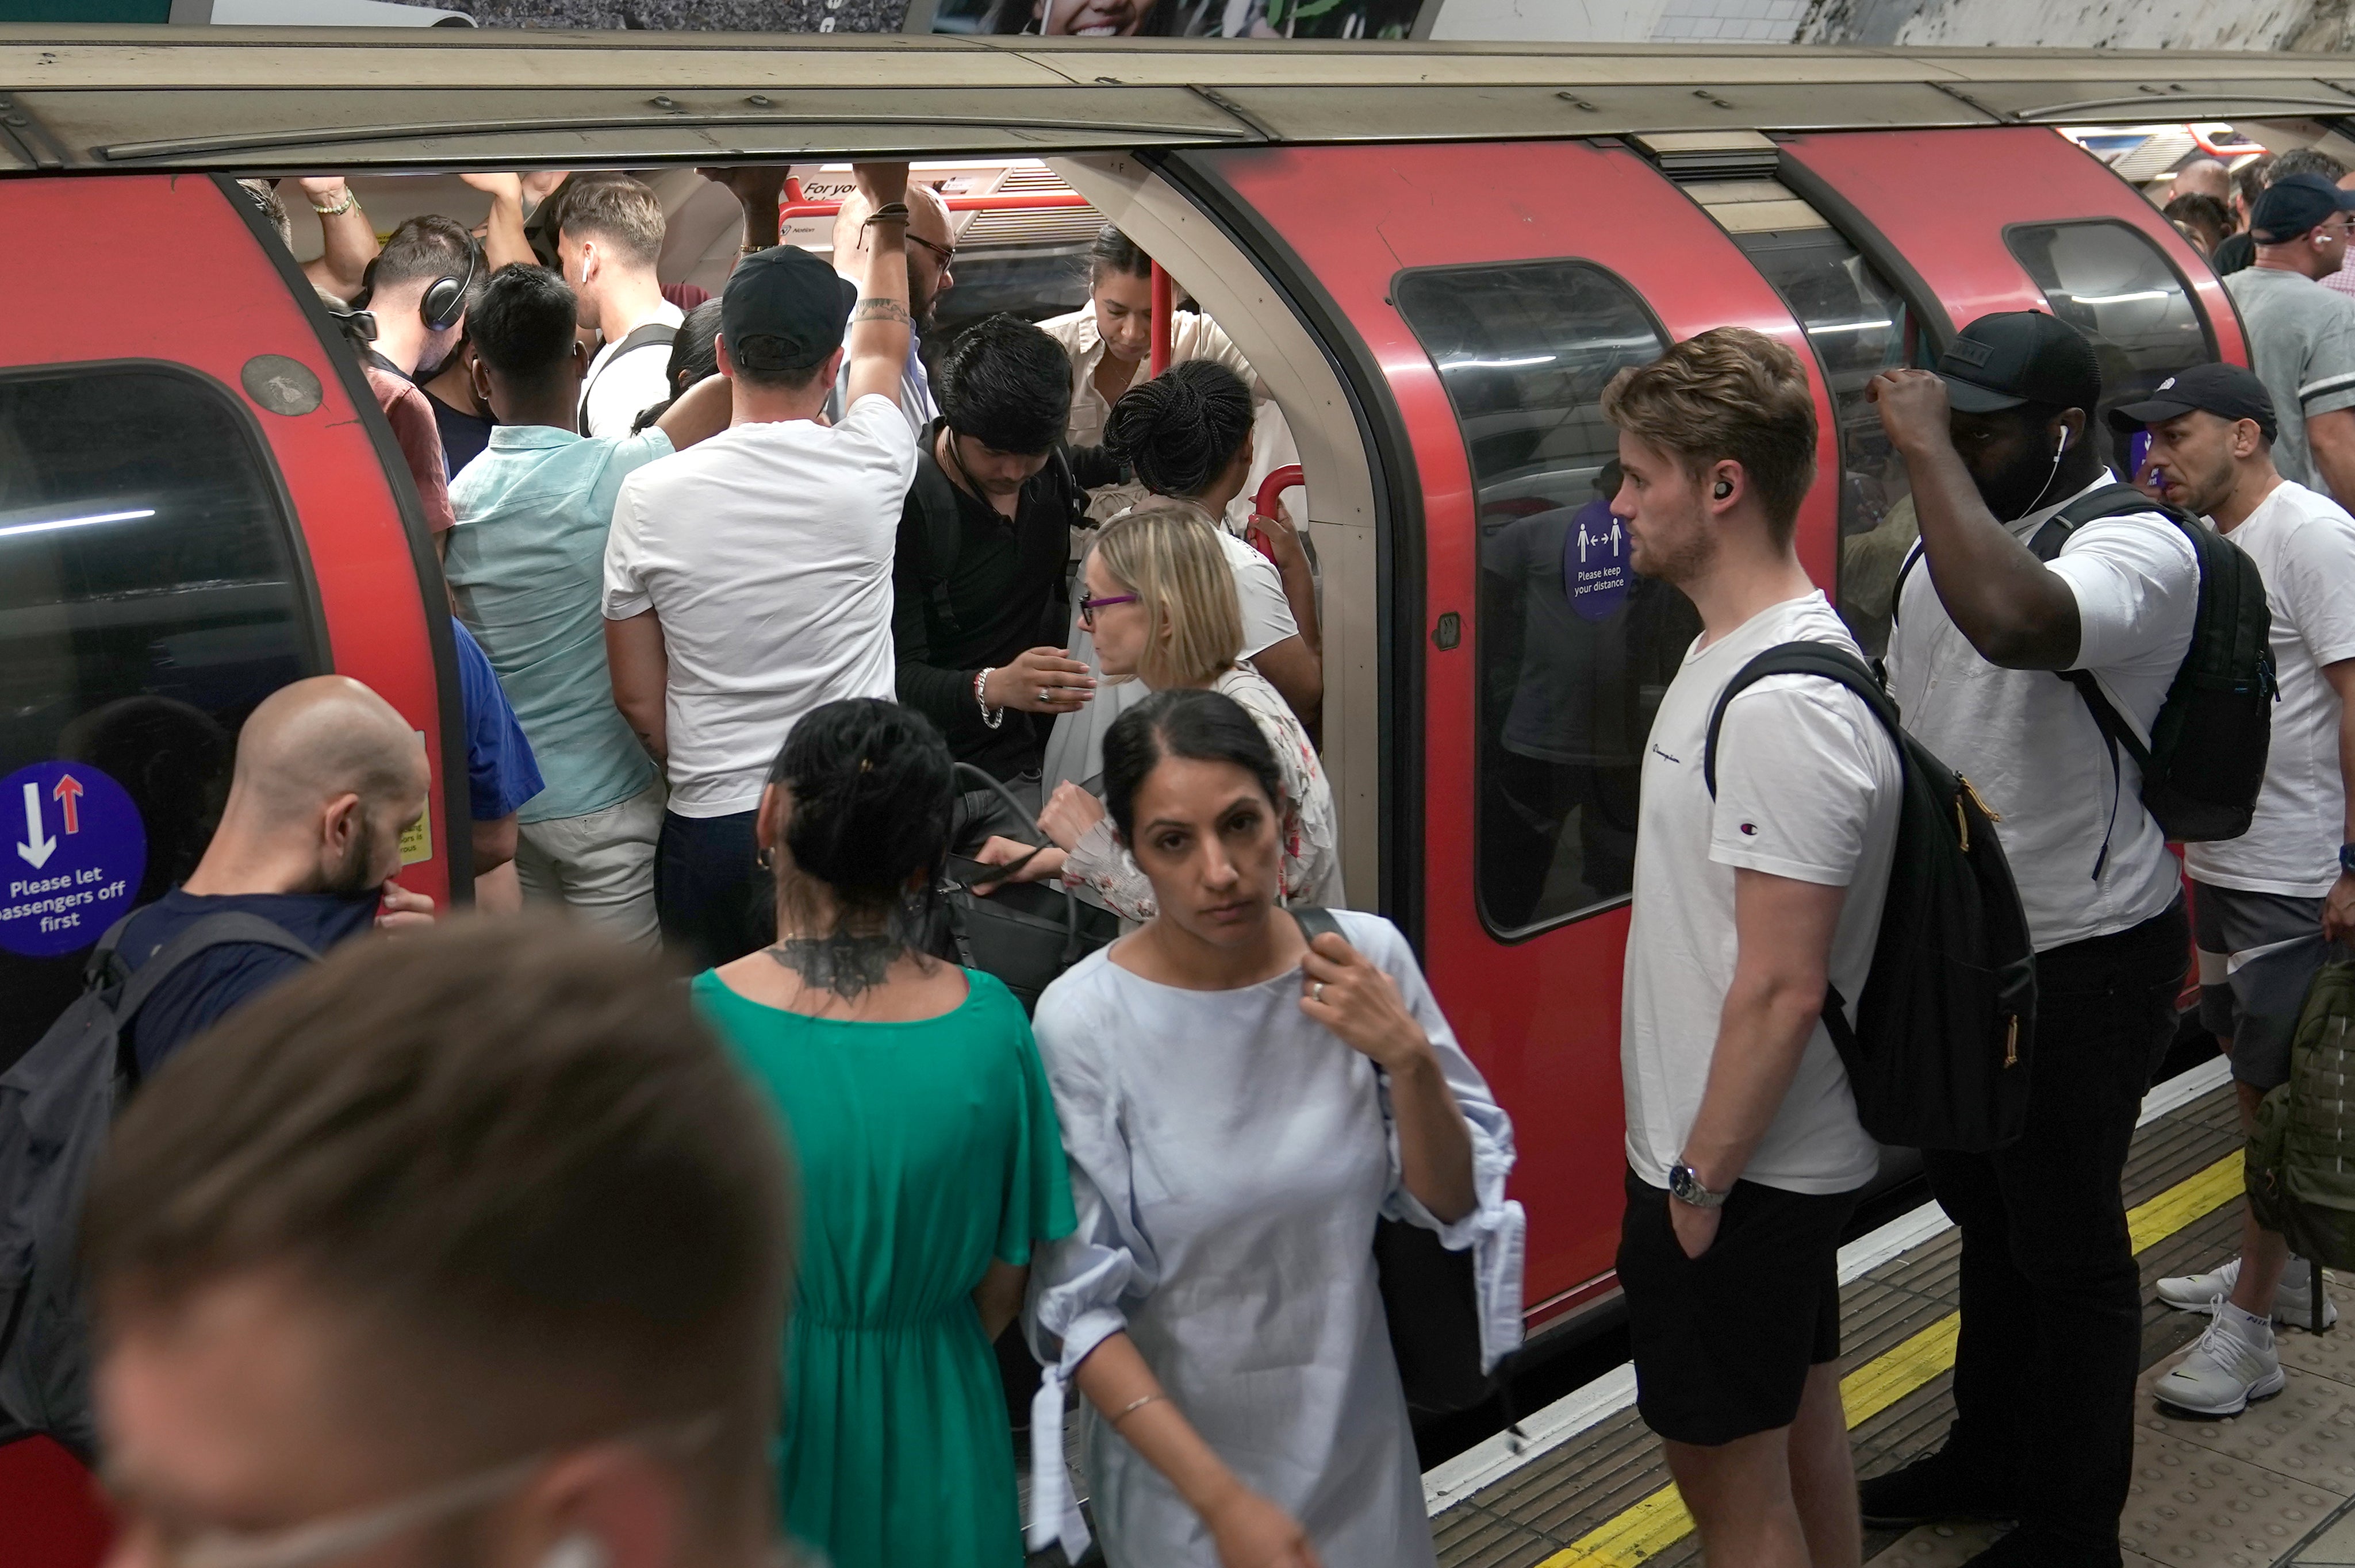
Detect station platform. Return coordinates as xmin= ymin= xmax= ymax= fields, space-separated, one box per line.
xmin=1425 ymin=1059 xmax=2355 ymax=1568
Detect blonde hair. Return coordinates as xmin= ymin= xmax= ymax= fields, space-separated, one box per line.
xmin=1092 ymin=501 xmax=1245 ymax=691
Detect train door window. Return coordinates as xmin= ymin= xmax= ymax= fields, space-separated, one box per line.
xmin=1688 ymin=181 xmax=1931 ymax=659
xmin=2005 ymin=221 xmax=2215 ymax=470
xmin=0 ymin=364 xmax=319 ymax=1064
xmin=1394 ymin=262 xmax=1694 ymax=938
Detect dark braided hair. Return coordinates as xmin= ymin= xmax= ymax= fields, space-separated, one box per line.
xmin=1104 ymin=359 xmax=1255 ymax=501
xmin=765 ymin=700 xmax=955 ymax=935
xmin=1103 ymin=688 xmax=1285 ymax=846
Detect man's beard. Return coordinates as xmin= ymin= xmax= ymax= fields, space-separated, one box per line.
xmin=1978 ymin=451 xmax=2069 ymax=522
xmin=1633 ymin=516 xmax=1717 ymax=586
xmin=318 ymin=814 xmax=382 ymax=899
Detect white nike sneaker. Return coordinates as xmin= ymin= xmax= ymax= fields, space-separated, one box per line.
xmin=2156 ymin=1305 xmax=2285 ymax=1416
xmin=2155 ymin=1256 xmax=2338 ymax=1327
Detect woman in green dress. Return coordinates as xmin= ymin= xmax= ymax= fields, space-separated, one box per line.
xmin=692 ymin=698 xmax=1075 ymax=1568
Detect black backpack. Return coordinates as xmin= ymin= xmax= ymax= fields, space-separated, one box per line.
xmin=1704 ymin=642 xmax=2038 ymax=1154
xmin=2023 ymin=482 xmax=2274 ymax=844
xmin=0 ymin=912 xmax=316 ymax=1455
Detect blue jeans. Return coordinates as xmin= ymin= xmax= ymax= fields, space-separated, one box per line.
xmin=653 ymin=809 xmax=769 ymax=973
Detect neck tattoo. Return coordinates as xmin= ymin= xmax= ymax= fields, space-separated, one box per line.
xmin=765 ymin=932 xmax=902 ymax=1001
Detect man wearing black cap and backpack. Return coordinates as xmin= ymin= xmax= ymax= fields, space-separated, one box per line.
xmin=1859 ymin=313 xmax=2205 ymax=1568
xmin=2226 ymin=171 xmax=2355 ymax=508
xmin=601 ymin=162 xmax=918 ymax=970
xmin=2119 ymin=365 xmax=2355 ymax=1415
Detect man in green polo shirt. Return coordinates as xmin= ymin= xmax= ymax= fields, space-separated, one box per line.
xmin=445 ymin=263 xmax=731 ymax=948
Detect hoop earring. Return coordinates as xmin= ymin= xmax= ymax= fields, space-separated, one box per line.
xmin=755 ymin=846 xmax=774 ymax=872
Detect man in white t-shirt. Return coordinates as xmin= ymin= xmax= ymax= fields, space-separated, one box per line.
xmin=602 ymin=162 xmax=919 ymax=969
xmin=560 ymin=177 xmax=686 ymax=439
xmin=1862 ymin=313 xmax=2197 ymax=1567
xmin=2115 ymin=366 xmax=2355 ymax=1411
xmin=1608 ymin=327 xmax=1900 ymax=1568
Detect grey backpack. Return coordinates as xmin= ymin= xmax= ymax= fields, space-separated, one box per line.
xmin=0 ymin=912 xmax=314 ymax=1456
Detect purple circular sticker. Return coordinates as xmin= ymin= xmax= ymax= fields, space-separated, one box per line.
xmin=1562 ymin=497 xmax=1632 ymax=623
xmin=0 ymin=761 xmax=147 ymax=958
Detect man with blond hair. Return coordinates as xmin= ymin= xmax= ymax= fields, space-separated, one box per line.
xmin=560 ymin=176 xmax=681 ymax=437
xmin=1610 ymin=326 xmax=1899 ymax=1568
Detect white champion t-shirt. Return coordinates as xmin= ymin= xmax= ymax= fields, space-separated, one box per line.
xmin=1621 ymin=591 xmax=1898 ymax=1196
xmin=601 ymin=394 xmax=918 ymax=817
xmin=2184 ymin=481 xmax=2355 ymax=897
xmin=1885 ymin=473 xmax=2198 ymax=952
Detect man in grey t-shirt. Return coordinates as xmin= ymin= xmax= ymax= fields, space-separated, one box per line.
xmin=2225 ymin=172 xmax=2355 ymax=504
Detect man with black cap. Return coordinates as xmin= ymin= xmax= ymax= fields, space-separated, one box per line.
xmin=1859 ymin=312 xmax=2200 ymax=1568
xmin=601 ymin=162 xmax=918 ymax=970
xmin=2116 ymin=365 xmax=2355 ymax=1412
xmin=2225 ymin=170 xmax=2355 ymax=506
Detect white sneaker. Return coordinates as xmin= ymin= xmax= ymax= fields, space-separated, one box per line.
xmin=2157 ymin=1305 xmax=2284 ymax=1416
xmin=2155 ymin=1256 xmax=2338 ymax=1327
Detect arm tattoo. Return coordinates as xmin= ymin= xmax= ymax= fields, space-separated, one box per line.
xmin=850 ymin=297 xmax=914 ymax=328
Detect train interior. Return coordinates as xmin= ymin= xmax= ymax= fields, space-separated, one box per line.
xmin=8 ymin=35 xmax=2355 ymax=1557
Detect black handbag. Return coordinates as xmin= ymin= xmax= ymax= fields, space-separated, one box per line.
xmin=926 ymin=764 xmax=1118 ymax=1015
xmin=1290 ymin=907 xmax=1504 ymax=1417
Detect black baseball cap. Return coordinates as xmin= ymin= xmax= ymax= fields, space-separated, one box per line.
xmin=2249 ymin=171 xmax=2355 ymax=244
xmin=1937 ymin=310 xmax=2103 ymax=414
xmin=2105 ymin=362 xmax=2279 ymax=444
xmin=720 ymin=245 xmax=857 ymax=375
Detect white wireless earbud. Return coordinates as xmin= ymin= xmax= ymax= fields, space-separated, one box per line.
xmin=541 ymin=1534 xmax=609 ymax=1568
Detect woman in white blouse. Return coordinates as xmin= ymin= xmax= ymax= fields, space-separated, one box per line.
xmin=1020 ymin=686 xmax=1522 ymax=1568
xmin=976 ymin=499 xmax=1340 ymax=918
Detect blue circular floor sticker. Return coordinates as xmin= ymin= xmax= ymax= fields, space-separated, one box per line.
xmin=0 ymin=761 xmax=146 ymax=958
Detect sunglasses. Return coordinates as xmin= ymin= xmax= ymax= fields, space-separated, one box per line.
xmin=1078 ymin=591 xmax=1139 ymax=629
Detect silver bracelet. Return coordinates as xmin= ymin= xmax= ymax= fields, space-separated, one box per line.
xmin=975 ymin=668 xmax=1005 ymax=731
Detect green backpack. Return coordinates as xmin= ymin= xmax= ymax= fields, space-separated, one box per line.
xmin=2246 ymin=956 xmax=2355 ymax=1320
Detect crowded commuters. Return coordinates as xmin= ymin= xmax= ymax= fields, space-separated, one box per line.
xmin=827 ymin=179 xmax=956 ymax=438
xmin=288 ymin=175 xmax=381 ymax=301
xmin=1861 ymin=312 xmax=2197 ymax=1567
xmin=446 ymin=264 xmax=734 ymax=949
xmin=979 ymin=500 xmax=1343 ymax=918
xmin=892 ymin=312 xmax=1111 ymax=783
xmin=2115 ymin=366 xmax=2355 ymax=1409
xmin=2216 ymin=153 xmax=2276 ymax=275
xmin=635 ymin=297 xmax=727 ymax=433
xmin=2227 ymin=172 xmax=2355 ymax=507
xmin=561 ymin=176 xmax=684 ymax=437
xmin=693 ymin=699 xmax=1073 ymax=1568
xmin=1025 ymin=687 xmax=1520 ymax=1568
xmin=2169 ymin=155 xmax=2233 ymax=206
xmin=2163 ymin=191 xmax=2231 ymax=258
xmin=105 ymin=677 xmax=434 ymax=1077
xmin=1605 ymin=327 xmax=1894 ymax=1568
xmin=1045 ymin=362 xmax=1320 ymax=792
xmin=421 ymin=336 xmax=496 ymax=479
xmin=85 ymin=918 xmax=797 ymax=1568
xmin=603 ymin=161 xmax=918 ymax=970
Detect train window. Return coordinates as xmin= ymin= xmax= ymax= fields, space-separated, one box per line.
xmin=2005 ymin=220 xmax=2215 ymax=470
xmin=1394 ymin=261 xmax=1698 ymax=939
xmin=0 ymin=364 xmax=319 ymax=1064
xmin=1712 ymin=196 xmax=1929 ymax=659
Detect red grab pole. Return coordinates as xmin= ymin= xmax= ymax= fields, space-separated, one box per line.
xmin=1149 ymin=260 xmax=1173 ymax=379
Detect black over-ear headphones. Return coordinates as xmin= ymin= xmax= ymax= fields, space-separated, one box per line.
xmin=419 ymin=241 xmax=480 ymax=333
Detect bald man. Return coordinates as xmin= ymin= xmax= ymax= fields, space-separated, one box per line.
xmin=824 ymin=181 xmax=955 ymax=439
xmin=108 ymin=676 xmax=435 ymax=1076
xmin=2173 ymin=156 xmax=2234 ymax=205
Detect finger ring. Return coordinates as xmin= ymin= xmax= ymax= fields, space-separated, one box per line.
xmin=1310 ymin=981 xmax=1326 ymax=1003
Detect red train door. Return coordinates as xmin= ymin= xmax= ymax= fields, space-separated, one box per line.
xmin=0 ymin=173 xmax=463 ymax=1066
xmin=1182 ymin=141 xmax=1844 ymax=1324
xmin=0 ymin=172 xmax=458 ymax=1557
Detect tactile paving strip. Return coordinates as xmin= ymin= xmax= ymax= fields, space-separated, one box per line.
xmin=2119 ymin=1431 xmax=2342 ymax=1566
xmin=2146 ymin=1369 xmax=2355 ymax=1497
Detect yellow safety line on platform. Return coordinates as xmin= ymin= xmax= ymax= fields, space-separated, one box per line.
xmin=1528 ymin=1152 xmax=2244 ymax=1568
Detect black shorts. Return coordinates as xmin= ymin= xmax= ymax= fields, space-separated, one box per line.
xmin=2193 ymin=879 xmax=2327 ymax=1092
xmin=1616 ymin=1166 xmax=1859 ymax=1447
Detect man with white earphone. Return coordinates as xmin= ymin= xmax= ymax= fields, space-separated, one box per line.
xmin=80 ymin=921 xmax=799 ymax=1568
xmin=1859 ymin=312 xmax=2200 ymax=1568
xmin=2224 ymin=171 xmax=2355 ymax=508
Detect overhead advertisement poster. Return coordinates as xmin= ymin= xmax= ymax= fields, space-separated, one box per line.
xmin=925 ymin=0 xmax=1430 ymax=37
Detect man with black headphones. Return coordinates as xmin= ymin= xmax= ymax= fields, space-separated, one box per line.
xmin=353 ymin=215 xmax=482 ymax=552
xmin=2226 ymin=171 xmax=2355 ymax=509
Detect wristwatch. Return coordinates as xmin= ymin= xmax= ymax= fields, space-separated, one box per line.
xmin=2339 ymin=843 xmax=2355 ymax=876
xmin=1668 ymin=1162 xmax=1730 ymax=1210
